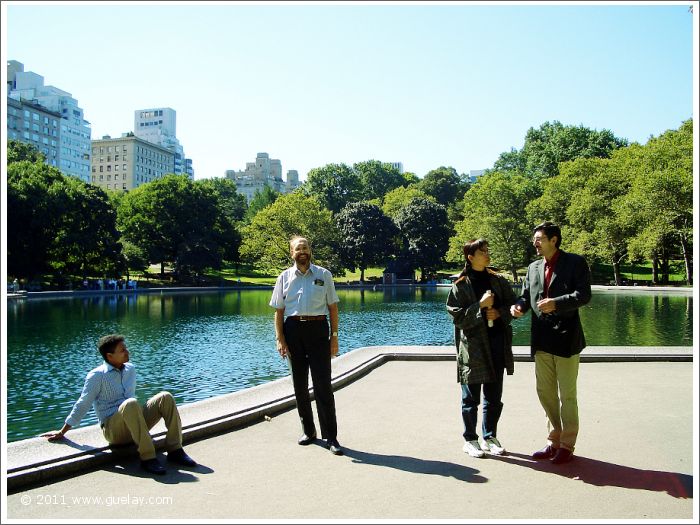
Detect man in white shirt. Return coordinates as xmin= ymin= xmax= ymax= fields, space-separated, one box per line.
xmin=269 ymin=236 xmax=342 ymax=455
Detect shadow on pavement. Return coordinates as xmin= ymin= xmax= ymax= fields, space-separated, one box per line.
xmin=104 ymin=457 xmax=214 ymax=485
xmin=343 ymin=447 xmax=488 ymax=483
xmin=492 ymin=452 xmax=693 ymax=499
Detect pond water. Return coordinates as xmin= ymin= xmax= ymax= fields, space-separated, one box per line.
xmin=5 ymin=287 xmax=693 ymax=442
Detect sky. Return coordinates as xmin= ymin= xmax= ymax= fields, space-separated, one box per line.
xmin=2 ymin=1 xmax=697 ymax=181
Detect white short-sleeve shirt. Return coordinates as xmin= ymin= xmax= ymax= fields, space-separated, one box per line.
xmin=270 ymin=263 xmax=339 ymax=317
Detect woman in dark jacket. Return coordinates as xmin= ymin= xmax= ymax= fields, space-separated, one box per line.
xmin=446 ymin=239 xmax=516 ymax=458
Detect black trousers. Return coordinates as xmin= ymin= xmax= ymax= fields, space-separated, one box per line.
xmin=284 ymin=318 xmax=338 ymax=440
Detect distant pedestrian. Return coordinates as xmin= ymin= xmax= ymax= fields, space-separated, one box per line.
xmin=511 ymin=221 xmax=592 ymax=464
xmin=446 ymin=238 xmax=517 ymax=458
xmin=269 ymin=236 xmax=343 ymax=455
xmin=41 ymin=334 xmax=197 ymax=475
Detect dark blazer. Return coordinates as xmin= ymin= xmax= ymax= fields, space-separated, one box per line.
xmin=516 ymin=250 xmax=592 ymax=358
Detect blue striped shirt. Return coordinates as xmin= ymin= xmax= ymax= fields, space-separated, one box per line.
xmin=65 ymin=362 xmax=136 ymax=426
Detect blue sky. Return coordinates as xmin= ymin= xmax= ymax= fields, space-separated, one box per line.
xmin=2 ymin=1 xmax=696 ymax=181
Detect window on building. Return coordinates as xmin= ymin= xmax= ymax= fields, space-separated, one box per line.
xmin=123 ymin=164 xmax=127 ymax=170
xmin=107 ymin=165 xmax=111 ymax=172
xmin=99 ymin=166 xmax=103 ymax=172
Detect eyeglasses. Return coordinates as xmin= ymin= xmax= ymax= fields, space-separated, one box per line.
xmin=532 ymin=235 xmax=548 ymax=244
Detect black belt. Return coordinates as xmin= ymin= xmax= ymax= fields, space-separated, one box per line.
xmin=287 ymin=315 xmax=327 ymax=321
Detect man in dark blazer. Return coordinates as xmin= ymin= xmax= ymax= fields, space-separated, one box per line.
xmin=511 ymin=221 xmax=591 ymax=464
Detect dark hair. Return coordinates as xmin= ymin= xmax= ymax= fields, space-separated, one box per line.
xmin=533 ymin=221 xmax=561 ymax=248
xmin=98 ymin=334 xmax=125 ymax=362
xmin=460 ymin=238 xmax=489 ymax=276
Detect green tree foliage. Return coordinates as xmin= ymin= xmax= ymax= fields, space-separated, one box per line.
xmin=240 ymin=192 xmax=342 ymax=274
xmin=117 ymin=174 xmax=223 ymax=278
xmin=7 ymin=139 xmax=45 ymax=164
xmin=614 ymin=119 xmax=693 ymax=283
xmin=196 ymin=178 xmax=247 ymax=264
xmin=302 ymin=163 xmax=361 ymax=214
xmin=244 ymin=185 xmax=280 ymax=222
xmin=493 ymin=121 xmax=628 ymax=179
xmin=416 ymin=166 xmax=470 ymax=207
xmin=354 ymin=160 xmax=407 ymax=201
xmin=393 ymin=198 xmax=451 ymax=281
xmin=381 ymin=186 xmax=436 ymax=219
xmin=401 ymin=171 xmax=420 ymax=186
xmin=7 ymin=161 xmax=123 ymax=280
xmin=336 ymin=202 xmax=398 ymax=281
xmin=449 ymin=172 xmax=538 ymax=281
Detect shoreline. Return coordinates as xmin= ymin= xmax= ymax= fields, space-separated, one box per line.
xmin=6 ymin=283 xmax=695 ymax=300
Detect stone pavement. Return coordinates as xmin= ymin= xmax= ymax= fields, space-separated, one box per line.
xmin=4 ymin=346 xmax=695 ymax=521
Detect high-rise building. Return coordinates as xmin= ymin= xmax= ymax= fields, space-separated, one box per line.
xmin=469 ymin=169 xmax=486 ymax=183
xmin=133 ymin=107 xmax=193 ymax=178
xmin=90 ymin=134 xmax=174 ymax=192
xmin=225 ymin=152 xmax=300 ymax=202
xmin=6 ymin=60 xmax=92 ymax=182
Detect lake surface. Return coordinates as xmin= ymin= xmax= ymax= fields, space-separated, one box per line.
xmin=5 ymin=287 xmax=693 ymax=442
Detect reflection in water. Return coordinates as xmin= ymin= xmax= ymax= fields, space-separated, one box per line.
xmin=6 ymin=288 xmax=692 ymax=442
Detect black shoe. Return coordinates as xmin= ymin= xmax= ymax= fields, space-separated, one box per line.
xmin=140 ymin=458 xmax=166 ymax=475
xmin=551 ymin=448 xmax=574 ymax=464
xmin=167 ymin=448 xmax=197 ymax=467
xmin=532 ymin=444 xmax=557 ymax=460
xmin=298 ymin=432 xmax=317 ymax=445
xmin=327 ymin=439 xmax=343 ymax=455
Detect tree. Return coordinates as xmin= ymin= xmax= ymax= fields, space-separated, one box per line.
xmin=393 ymin=198 xmax=451 ymax=281
xmin=614 ymin=119 xmax=693 ymax=284
xmin=196 ymin=178 xmax=247 ymax=264
xmin=417 ymin=166 xmax=470 ymax=207
xmin=302 ymin=163 xmax=361 ymax=214
xmin=354 ymin=160 xmax=406 ymax=201
xmin=493 ymin=121 xmax=628 ymax=179
xmin=7 ymin=160 xmax=123 ymax=281
xmin=7 ymin=139 xmax=45 ymax=164
xmin=336 ymin=202 xmax=398 ymax=281
xmin=50 ymin=178 xmax=125 ymax=280
xmin=7 ymin=161 xmax=67 ymax=279
xmin=244 ymin=185 xmax=280 ymax=222
xmin=240 ymin=192 xmax=342 ymax=274
xmin=381 ymin=186 xmax=436 ymax=219
xmin=117 ymin=174 xmax=223 ymax=278
xmin=449 ymin=172 xmax=538 ymax=281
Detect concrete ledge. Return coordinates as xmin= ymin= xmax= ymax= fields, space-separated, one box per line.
xmin=6 ymin=345 xmax=692 ymax=491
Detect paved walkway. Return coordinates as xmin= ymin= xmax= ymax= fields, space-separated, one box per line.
xmin=4 ymin=346 xmax=695 ymax=520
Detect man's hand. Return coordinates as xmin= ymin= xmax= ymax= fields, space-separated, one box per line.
xmin=510 ymin=304 xmax=524 ymax=318
xmin=330 ymin=337 xmax=339 ymax=358
xmin=41 ymin=430 xmax=65 ymax=442
xmin=276 ymin=339 xmax=289 ymax=358
xmin=536 ymin=298 xmax=557 ymax=314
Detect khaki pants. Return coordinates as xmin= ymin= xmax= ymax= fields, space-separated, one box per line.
xmin=535 ymin=351 xmax=580 ymax=452
xmin=102 ymin=391 xmax=182 ymax=460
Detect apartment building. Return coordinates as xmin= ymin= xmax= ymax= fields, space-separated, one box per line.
xmin=134 ymin=107 xmax=193 ymax=178
xmin=90 ymin=134 xmax=174 ymax=192
xmin=7 ymin=60 xmax=92 ymax=182
xmin=225 ymin=152 xmax=301 ymax=202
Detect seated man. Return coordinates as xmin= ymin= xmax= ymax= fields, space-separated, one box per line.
xmin=42 ymin=334 xmax=196 ymax=475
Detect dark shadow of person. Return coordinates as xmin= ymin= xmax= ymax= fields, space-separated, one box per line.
xmin=491 ymin=452 xmax=692 ymax=499
xmin=104 ymin=454 xmax=214 ymax=485
xmin=342 ymin=447 xmax=487 ymax=483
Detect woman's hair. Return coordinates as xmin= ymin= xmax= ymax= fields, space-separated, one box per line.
xmin=459 ymin=238 xmax=488 ymax=276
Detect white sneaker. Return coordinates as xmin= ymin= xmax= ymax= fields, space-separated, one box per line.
xmin=463 ymin=440 xmax=485 ymax=458
xmin=480 ymin=437 xmax=505 ymax=455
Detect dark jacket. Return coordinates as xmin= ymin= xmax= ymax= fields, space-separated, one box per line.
xmin=516 ymin=250 xmax=592 ymax=358
xmin=446 ymin=271 xmax=516 ymax=384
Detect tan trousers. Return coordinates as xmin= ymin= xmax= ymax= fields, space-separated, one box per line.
xmin=102 ymin=391 xmax=183 ymax=460
xmin=535 ymin=351 xmax=580 ymax=452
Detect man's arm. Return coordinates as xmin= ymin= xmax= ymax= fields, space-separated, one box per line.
xmin=41 ymin=370 xmax=101 ymax=441
xmin=275 ymin=308 xmax=288 ymax=358
xmin=328 ymin=302 xmax=339 ymax=357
